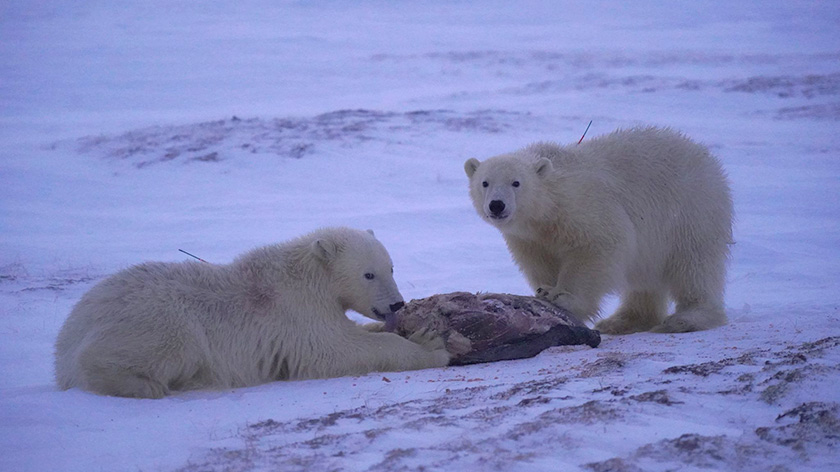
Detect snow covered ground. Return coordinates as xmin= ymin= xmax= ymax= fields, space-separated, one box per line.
xmin=1 ymin=1 xmax=839 ymax=470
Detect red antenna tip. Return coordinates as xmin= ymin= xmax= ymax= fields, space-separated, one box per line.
xmin=577 ymin=120 xmax=593 ymax=145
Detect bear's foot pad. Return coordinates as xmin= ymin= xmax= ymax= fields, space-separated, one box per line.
xmin=390 ymin=292 xmax=600 ymax=366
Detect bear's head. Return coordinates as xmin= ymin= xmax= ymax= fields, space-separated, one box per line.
xmin=312 ymin=228 xmax=405 ymax=324
xmin=464 ymin=153 xmax=553 ymax=230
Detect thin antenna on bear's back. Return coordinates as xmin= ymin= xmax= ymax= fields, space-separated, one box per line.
xmin=178 ymin=249 xmax=209 ymax=263
xmin=577 ymin=120 xmax=593 ymax=145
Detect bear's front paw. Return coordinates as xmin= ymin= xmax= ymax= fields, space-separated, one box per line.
xmin=595 ymin=315 xmax=649 ymax=335
xmin=536 ymin=287 xmax=593 ymax=320
xmin=408 ymin=328 xmax=451 ymax=367
xmin=536 ymin=286 xmax=565 ymax=305
xmin=536 ymin=286 xmax=571 ymax=306
xmin=445 ymin=331 xmax=472 ymax=357
xmin=408 ymin=327 xmax=446 ymax=351
xmin=361 ymin=321 xmax=386 ymax=332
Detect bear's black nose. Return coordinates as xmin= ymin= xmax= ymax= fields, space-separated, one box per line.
xmin=489 ymin=200 xmax=506 ymax=215
xmin=389 ymin=301 xmax=405 ymax=313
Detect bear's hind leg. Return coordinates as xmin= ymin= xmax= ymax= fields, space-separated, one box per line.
xmin=595 ymin=291 xmax=667 ymax=335
xmin=79 ymin=354 xmax=171 ymax=398
xmin=651 ymin=302 xmax=726 ymax=333
xmin=76 ymin=336 xmax=200 ymax=398
xmin=653 ymin=258 xmax=728 ymax=333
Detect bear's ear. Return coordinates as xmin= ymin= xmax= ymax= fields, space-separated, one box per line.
xmin=366 ymin=229 xmax=376 ymax=237
xmin=464 ymin=158 xmax=480 ymax=178
xmin=312 ymin=238 xmax=338 ymax=262
xmin=535 ymin=158 xmax=552 ymax=177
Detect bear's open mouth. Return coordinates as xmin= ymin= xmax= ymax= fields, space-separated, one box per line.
xmin=372 ymin=308 xmax=399 ymax=331
xmin=372 ymin=307 xmax=393 ymax=321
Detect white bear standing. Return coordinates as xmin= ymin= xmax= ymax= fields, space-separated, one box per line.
xmin=464 ymin=127 xmax=733 ymax=334
xmin=54 ymin=227 xmax=449 ymax=398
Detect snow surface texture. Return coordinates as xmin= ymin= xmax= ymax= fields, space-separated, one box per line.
xmin=1 ymin=1 xmax=839 ymax=471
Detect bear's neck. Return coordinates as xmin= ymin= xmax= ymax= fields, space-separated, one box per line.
xmin=234 ymin=243 xmax=339 ymax=304
xmin=500 ymin=206 xmax=583 ymax=247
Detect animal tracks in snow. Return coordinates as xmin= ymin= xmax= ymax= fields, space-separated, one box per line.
xmin=59 ymin=109 xmax=533 ymax=169
xmin=178 ymin=335 xmax=840 ymax=471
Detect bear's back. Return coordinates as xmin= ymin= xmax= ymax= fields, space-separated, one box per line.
xmin=583 ymin=127 xmax=724 ymax=186
xmin=65 ymin=261 xmax=239 ymax=333
xmin=547 ymin=127 xmax=726 ymax=210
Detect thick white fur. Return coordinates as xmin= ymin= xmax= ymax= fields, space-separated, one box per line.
xmin=465 ymin=127 xmax=733 ymax=334
xmin=54 ymin=227 xmax=449 ymax=398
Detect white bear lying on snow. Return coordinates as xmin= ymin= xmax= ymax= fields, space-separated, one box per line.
xmin=54 ymin=227 xmax=450 ymax=398
xmin=465 ymin=126 xmax=734 ymax=334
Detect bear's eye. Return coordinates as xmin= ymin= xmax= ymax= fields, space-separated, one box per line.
xmin=512 ymin=181 xmax=520 ymax=188
xmin=364 ymin=273 xmax=375 ymax=280
xmin=482 ymin=181 xmax=489 ymax=188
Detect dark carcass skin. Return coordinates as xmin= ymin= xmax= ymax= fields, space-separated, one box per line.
xmin=387 ymin=292 xmax=601 ymax=366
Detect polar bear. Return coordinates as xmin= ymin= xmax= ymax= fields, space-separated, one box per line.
xmin=464 ymin=127 xmax=733 ymax=334
xmin=54 ymin=227 xmax=450 ymax=398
